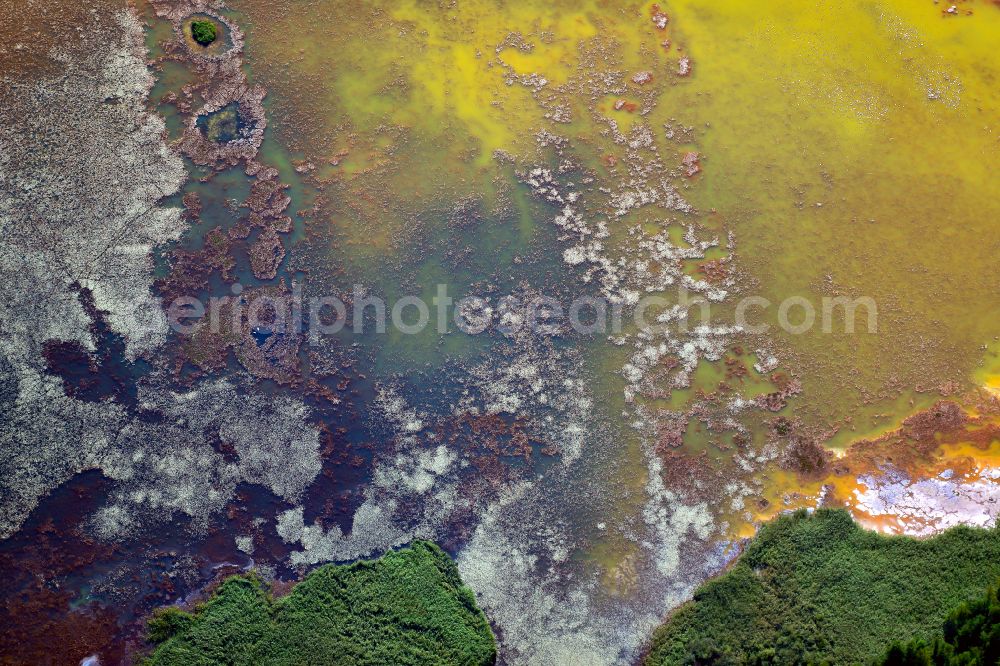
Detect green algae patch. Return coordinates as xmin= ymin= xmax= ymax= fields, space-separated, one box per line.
xmin=143 ymin=541 xmax=497 ymax=666
xmin=190 ymin=20 xmax=217 ymax=47
xmin=645 ymin=509 xmax=1000 ymax=666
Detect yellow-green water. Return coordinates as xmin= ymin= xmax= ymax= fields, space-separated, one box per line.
xmin=225 ymin=0 xmax=1000 ymax=572
xmin=669 ymin=0 xmax=1000 ymax=437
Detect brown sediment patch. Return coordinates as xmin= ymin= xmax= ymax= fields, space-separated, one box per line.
xmin=654 ymin=410 xmax=689 ymax=452
xmin=176 ymin=282 xmax=303 ymax=384
xmin=1 ymin=585 xmax=121 ymax=665
xmin=696 ymin=257 xmax=729 ymax=283
xmin=157 ymin=227 xmax=236 ymax=304
xmin=0 ymin=0 xmax=124 ymax=79
xmin=832 ymin=396 xmax=998 ymax=478
xmin=658 ymin=448 xmax=727 ymax=500
xmin=250 ymin=226 xmax=287 ymax=280
xmin=0 ymin=473 xmax=122 ymax=665
xmin=751 ymin=373 xmax=802 ymax=412
xmin=244 ymin=162 xmax=293 ymax=228
xmin=182 ymin=191 xmax=203 ymax=222
xmin=242 ymin=161 xmax=294 ymax=279
xmin=776 ymin=419 xmax=835 ymax=481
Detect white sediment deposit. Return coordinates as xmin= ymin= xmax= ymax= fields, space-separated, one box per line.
xmin=852 ymin=466 xmax=1000 ymax=536
xmin=0 ymin=7 xmax=321 ymax=539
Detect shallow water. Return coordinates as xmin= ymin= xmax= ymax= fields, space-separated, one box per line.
xmin=222 ymin=0 xmax=1000 ymax=543
xmin=4 ymin=0 xmax=1000 ymax=662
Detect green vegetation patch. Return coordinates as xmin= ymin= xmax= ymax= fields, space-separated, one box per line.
xmin=144 ymin=541 xmax=497 ymax=666
xmin=190 ymin=20 xmax=218 ymax=47
xmin=645 ymin=509 xmax=1000 ymax=666
xmin=879 ymin=582 xmax=1000 ymax=665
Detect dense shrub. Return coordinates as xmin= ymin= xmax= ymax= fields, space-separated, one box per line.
xmin=645 ymin=509 xmax=1000 ymax=665
xmin=878 ymin=582 xmax=1000 ymax=665
xmin=144 ymin=541 xmax=496 ymax=665
xmin=190 ymin=20 xmax=217 ymax=47
xmin=147 ymin=607 xmax=195 ymax=645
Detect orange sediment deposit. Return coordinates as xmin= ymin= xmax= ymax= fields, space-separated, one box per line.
xmin=834 ymin=393 xmax=1000 ymax=479
xmin=750 ymin=391 xmax=1000 ymax=536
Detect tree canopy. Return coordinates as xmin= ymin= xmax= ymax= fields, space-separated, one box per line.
xmin=190 ymin=20 xmax=217 ymax=47
xmin=645 ymin=509 xmax=1000 ymax=665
